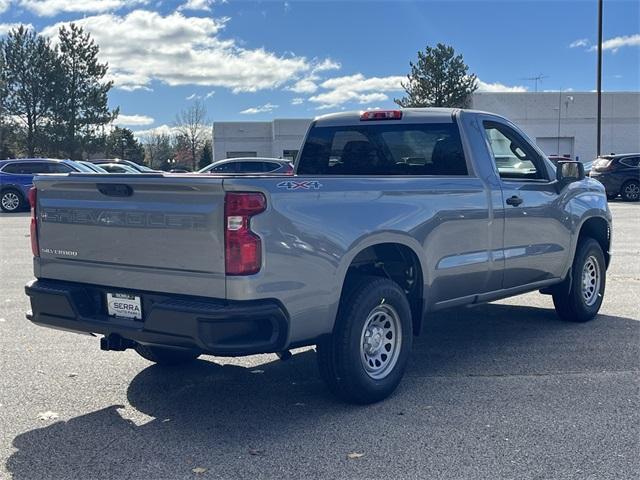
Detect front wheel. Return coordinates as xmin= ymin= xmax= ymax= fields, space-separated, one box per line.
xmin=317 ymin=276 xmax=413 ymax=404
xmin=135 ymin=344 xmax=201 ymax=365
xmin=620 ymin=180 xmax=639 ymax=202
xmin=552 ymin=238 xmax=606 ymax=322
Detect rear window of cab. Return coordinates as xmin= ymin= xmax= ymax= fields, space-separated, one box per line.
xmin=297 ymin=123 xmax=468 ymax=176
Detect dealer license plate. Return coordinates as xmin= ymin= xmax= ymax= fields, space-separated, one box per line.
xmin=106 ymin=293 xmax=142 ymax=320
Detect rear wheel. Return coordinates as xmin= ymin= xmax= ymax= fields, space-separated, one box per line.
xmin=552 ymin=238 xmax=606 ymax=322
xmin=1 ymin=189 xmax=25 ymax=213
xmin=620 ymin=180 xmax=639 ymax=202
xmin=135 ymin=344 xmax=201 ymax=365
xmin=317 ymin=276 xmax=412 ymax=404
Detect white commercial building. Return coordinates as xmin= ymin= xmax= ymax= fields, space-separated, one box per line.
xmin=212 ymin=92 xmax=639 ymax=163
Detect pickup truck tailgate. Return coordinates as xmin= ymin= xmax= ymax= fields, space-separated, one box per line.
xmin=33 ymin=174 xmax=226 ymax=298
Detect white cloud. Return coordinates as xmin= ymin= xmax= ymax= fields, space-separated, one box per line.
xmin=132 ymin=124 xmax=180 ymax=138
xmin=290 ymin=78 xmax=318 ymax=93
xmin=186 ymin=90 xmax=215 ymax=100
xmin=0 ymin=0 xmax=11 ymax=14
xmin=0 ymin=22 xmax=34 ymax=36
xmin=18 ymin=0 xmax=147 ymax=17
xmin=569 ymin=38 xmax=590 ymax=48
xmin=240 ymin=103 xmax=278 ymax=115
xmin=118 ymin=84 xmax=153 ymax=92
xmin=114 ymin=114 xmax=154 ymax=126
xmin=178 ymin=0 xmax=214 ymax=11
xmin=597 ymin=33 xmax=640 ymax=52
xmin=477 ymin=80 xmax=527 ymax=93
xmin=41 ymin=10 xmax=319 ymax=93
xmin=308 ymin=74 xmax=404 ymax=109
xmin=312 ymin=58 xmax=341 ymax=73
xmin=291 ymin=97 xmax=304 ymax=105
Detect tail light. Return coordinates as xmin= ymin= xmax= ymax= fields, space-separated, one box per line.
xmin=360 ymin=110 xmax=402 ymax=121
xmin=284 ymin=163 xmax=294 ymax=175
xmin=28 ymin=187 xmax=39 ymax=257
xmin=225 ymin=192 xmax=266 ymax=275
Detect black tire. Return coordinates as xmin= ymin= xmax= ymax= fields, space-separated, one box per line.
xmin=135 ymin=344 xmax=201 ymax=365
xmin=1 ymin=189 xmax=26 ymax=213
xmin=606 ymin=193 xmax=618 ymax=201
xmin=317 ymin=276 xmax=412 ymax=404
xmin=552 ymin=238 xmax=606 ymax=322
xmin=620 ymin=180 xmax=639 ymax=202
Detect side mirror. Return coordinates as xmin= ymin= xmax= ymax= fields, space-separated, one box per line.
xmin=556 ymin=160 xmax=585 ymax=186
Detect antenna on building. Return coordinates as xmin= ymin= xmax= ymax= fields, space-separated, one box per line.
xmin=521 ymin=74 xmax=548 ymax=92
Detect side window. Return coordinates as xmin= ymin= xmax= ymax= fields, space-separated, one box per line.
xmin=1 ymin=163 xmax=27 ymax=174
xmin=297 ymin=123 xmax=468 ymax=176
xmin=21 ymin=162 xmax=51 ymax=174
xmin=47 ymin=163 xmax=73 ymax=173
xmin=261 ymin=162 xmax=279 ymax=172
xmin=212 ymin=163 xmax=237 ymax=173
xmin=237 ymin=162 xmax=263 ymax=173
xmin=483 ymin=122 xmax=546 ymax=180
xmin=620 ymin=157 xmax=640 ymax=168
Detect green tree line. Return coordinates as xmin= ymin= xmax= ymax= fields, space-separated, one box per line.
xmin=1 ymin=23 xmax=212 ymax=169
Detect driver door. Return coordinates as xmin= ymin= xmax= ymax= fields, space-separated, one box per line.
xmin=482 ymin=119 xmax=571 ymax=289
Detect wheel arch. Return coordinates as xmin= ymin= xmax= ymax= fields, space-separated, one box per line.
xmin=577 ymin=216 xmax=611 ymax=269
xmin=336 ymin=236 xmax=427 ymax=336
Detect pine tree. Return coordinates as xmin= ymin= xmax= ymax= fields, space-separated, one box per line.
xmin=199 ymin=141 xmax=213 ymax=170
xmin=105 ymin=127 xmax=144 ymax=163
xmin=395 ymin=43 xmax=478 ymax=108
xmin=0 ymin=26 xmax=58 ymax=156
xmin=55 ymin=23 xmax=116 ymax=159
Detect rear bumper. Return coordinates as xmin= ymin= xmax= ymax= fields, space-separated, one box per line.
xmin=25 ymin=279 xmax=289 ymax=356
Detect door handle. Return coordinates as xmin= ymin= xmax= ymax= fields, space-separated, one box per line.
xmin=506 ymin=195 xmax=523 ymax=207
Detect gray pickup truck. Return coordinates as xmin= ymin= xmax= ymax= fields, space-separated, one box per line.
xmin=25 ymin=108 xmax=612 ymax=404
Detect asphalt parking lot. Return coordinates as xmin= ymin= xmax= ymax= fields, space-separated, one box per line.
xmin=0 ymin=202 xmax=638 ymax=480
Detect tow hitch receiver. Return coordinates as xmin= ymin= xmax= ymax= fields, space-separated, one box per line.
xmin=100 ymin=334 xmax=136 ymax=352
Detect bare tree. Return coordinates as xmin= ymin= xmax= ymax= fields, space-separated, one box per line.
xmin=174 ymin=100 xmax=209 ymax=171
xmin=141 ymin=131 xmax=174 ymax=169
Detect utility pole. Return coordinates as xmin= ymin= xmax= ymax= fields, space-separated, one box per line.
xmin=557 ymin=90 xmax=562 ymax=155
xmin=596 ymin=0 xmax=603 ymax=156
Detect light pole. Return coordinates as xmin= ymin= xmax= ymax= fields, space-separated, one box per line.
xmin=597 ymin=0 xmax=603 ymax=156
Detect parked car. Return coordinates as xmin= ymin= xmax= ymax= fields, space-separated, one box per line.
xmin=25 ymin=108 xmax=612 ymax=404
xmin=76 ymin=161 xmax=108 ymax=173
xmin=0 ymin=158 xmax=87 ymax=212
xmin=98 ymin=163 xmax=140 ymax=174
xmin=589 ymin=153 xmax=640 ymax=201
xmin=168 ymin=168 xmax=192 ymax=173
xmin=91 ymin=159 xmax=157 ymax=173
xmin=199 ymin=158 xmax=294 ymax=174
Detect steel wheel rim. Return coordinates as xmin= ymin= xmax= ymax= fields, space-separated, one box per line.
xmin=1 ymin=192 xmax=19 ymax=211
xmin=581 ymin=255 xmax=601 ymax=307
xmin=360 ymin=304 xmax=402 ymax=380
xmin=624 ymin=183 xmax=639 ymax=200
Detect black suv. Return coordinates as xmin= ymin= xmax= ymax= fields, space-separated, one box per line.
xmin=589 ymin=154 xmax=640 ymax=201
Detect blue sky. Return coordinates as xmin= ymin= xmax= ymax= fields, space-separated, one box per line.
xmin=1 ymin=0 xmax=638 ymax=135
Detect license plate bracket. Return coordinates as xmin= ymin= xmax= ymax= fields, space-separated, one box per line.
xmin=106 ymin=292 xmax=142 ymax=320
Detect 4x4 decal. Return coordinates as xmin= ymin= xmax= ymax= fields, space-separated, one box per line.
xmin=276 ymin=180 xmax=323 ymax=190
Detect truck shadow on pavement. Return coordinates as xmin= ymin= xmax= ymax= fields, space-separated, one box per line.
xmin=6 ymin=303 xmax=640 ymax=479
